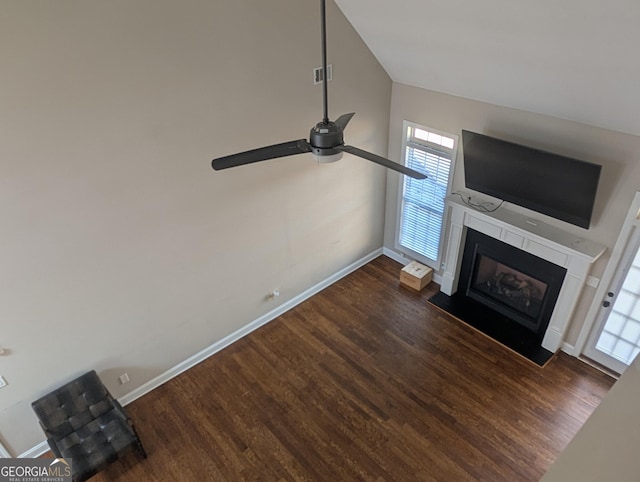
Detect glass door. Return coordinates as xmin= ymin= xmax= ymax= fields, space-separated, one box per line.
xmin=583 ymin=227 xmax=640 ymax=374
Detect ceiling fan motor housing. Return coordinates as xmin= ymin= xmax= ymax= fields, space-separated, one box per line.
xmin=310 ymin=121 xmax=344 ymax=148
xmin=310 ymin=121 xmax=344 ymax=159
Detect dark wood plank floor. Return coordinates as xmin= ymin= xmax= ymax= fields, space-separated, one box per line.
xmin=88 ymin=255 xmax=614 ymax=481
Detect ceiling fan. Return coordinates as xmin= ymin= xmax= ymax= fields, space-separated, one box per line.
xmin=211 ymin=0 xmax=426 ymax=180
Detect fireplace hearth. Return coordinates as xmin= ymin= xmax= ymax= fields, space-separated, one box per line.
xmin=428 ymin=290 xmax=556 ymax=365
xmin=430 ymin=228 xmax=568 ymax=366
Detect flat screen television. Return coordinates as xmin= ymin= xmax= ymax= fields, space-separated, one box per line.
xmin=461 ymin=130 xmax=602 ymax=229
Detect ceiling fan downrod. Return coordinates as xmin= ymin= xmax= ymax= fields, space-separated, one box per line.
xmin=321 ymin=0 xmax=329 ymax=125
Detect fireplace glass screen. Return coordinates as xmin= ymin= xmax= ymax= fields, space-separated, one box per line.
xmin=471 ymin=255 xmax=548 ymax=321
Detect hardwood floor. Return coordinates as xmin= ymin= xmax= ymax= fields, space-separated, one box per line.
xmin=89 ymin=255 xmax=614 ymax=481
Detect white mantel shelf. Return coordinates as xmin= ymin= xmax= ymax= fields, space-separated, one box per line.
xmin=441 ymin=194 xmax=606 ymax=353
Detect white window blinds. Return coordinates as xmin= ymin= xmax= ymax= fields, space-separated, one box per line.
xmin=397 ymin=124 xmax=457 ymax=266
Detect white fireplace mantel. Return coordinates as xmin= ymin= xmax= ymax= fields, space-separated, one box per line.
xmin=441 ymin=194 xmax=606 ymax=353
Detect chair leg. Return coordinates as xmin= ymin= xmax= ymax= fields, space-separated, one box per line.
xmin=131 ymin=424 xmax=147 ymax=459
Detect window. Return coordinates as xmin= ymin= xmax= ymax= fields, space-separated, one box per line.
xmin=396 ymin=122 xmax=457 ymax=268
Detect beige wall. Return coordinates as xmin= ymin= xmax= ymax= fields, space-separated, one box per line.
xmin=542 ymin=353 xmax=640 ymax=481
xmin=0 ymin=0 xmax=392 ymax=455
xmin=384 ymin=83 xmax=640 ymax=345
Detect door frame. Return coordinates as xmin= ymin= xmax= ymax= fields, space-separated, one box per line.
xmin=573 ymin=191 xmax=640 ymax=363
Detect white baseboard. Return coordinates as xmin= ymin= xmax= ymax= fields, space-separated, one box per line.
xmin=382 ymin=247 xmax=410 ymax=265
xmin=18 ymin=441 xmax=48 ymax=459
xmin=561 ymin=342 xmax=576 ymax=355
xmin=118 ymin=248 xmax=383 ymax=408
xmin=19 ymin=248 xmax=383 ymax=458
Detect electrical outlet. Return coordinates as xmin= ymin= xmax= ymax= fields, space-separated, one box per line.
xmin=119 ymin=373 xmax=130 ymax=385
xmin=267 ymin=289 xmax=280 ymax=301
xmin=586 ymin=276 xmax=600 ymax=288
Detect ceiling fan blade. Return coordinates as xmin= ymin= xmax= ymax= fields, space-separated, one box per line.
xmin=212 ymin=139 xmax=312 ymax=170
xmin=334 ymin=112 xmax=355 ymax=131
xmin=339 ymin=145 xmax=427 ymax=180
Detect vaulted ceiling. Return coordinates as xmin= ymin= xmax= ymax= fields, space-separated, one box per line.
xmin=335 ymin=0 xmax=640 ymax=137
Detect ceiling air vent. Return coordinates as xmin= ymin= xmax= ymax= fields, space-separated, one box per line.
xmin=313 ymin=64 xmax=332 ymax=84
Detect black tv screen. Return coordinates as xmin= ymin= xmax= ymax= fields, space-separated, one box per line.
xmin=462 ymin=130 xmax=601 ymax=229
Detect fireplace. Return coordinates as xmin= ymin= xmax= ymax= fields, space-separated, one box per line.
xmin=458 ymin=229 xmax=567 ymax=338
xmin=436 ymin=195 xmax=606 ymax=359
